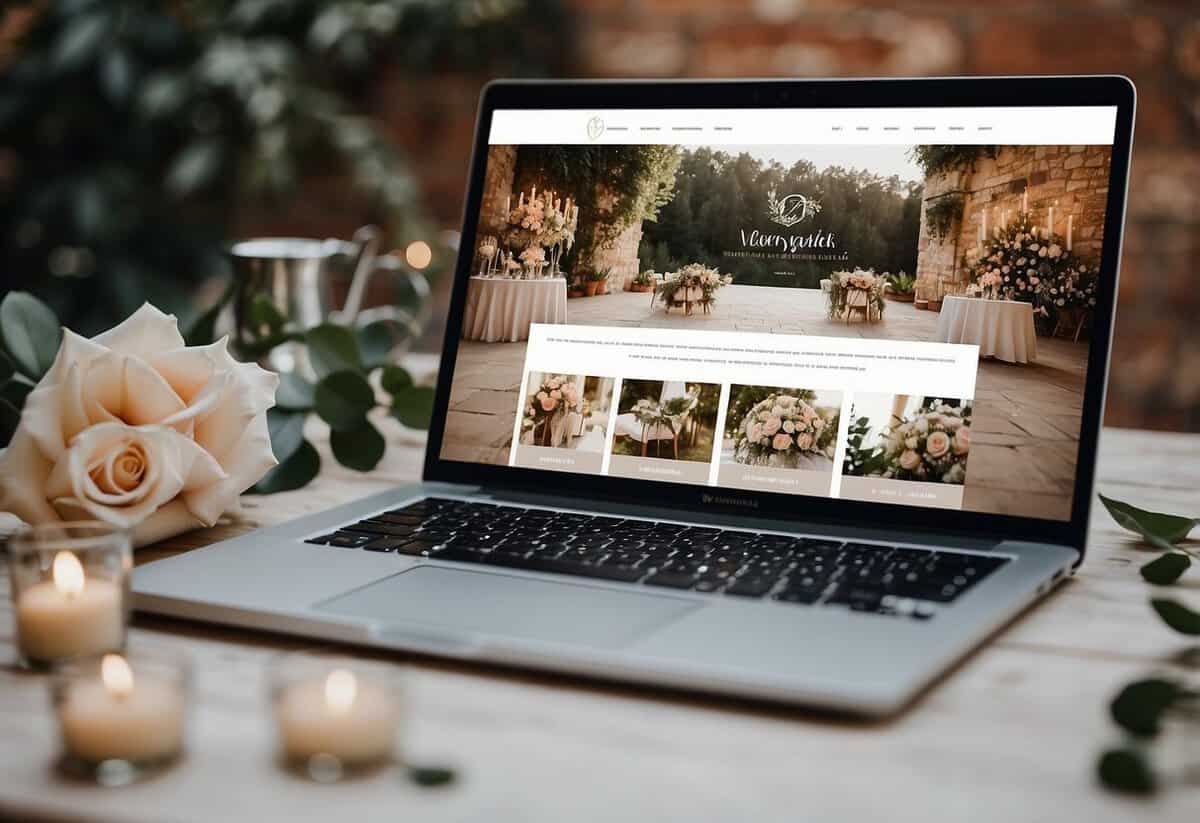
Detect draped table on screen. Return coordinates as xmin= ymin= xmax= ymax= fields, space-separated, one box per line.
xmin=461 ymin=276 xmax=568 ymax=343
xmin=935 ymin=295 xmax=1038 ymax=364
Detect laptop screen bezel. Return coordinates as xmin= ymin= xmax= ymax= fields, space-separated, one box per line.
xmin=422 ymin=76 xmax=1135 ymax=557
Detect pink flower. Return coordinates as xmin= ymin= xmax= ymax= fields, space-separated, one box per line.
xmin=539 ymin=396 xmax=557 ymax=412
xmin=926 ymin=431 xmax=951 ymax=458
xmin=772 ymin=433 xmax=793 ymax=451
xmin=762 ymin=416 xmax=782 ymax=436
xmin=899 ymin=450 xmax=921 ymax=471
xmin=796 ymin=433 xmax=814 ymax=451
xmin=749 ymin=423 xmax=763 ymax=442
xmin=550 ymin=389 xmax=562 ymax=400
xmin=953 ymin=427 xmax=970 ymax=455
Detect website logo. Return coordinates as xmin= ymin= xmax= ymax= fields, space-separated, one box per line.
xmin=701 ymin=492 xmax=760 ymax=509
xmin=586 ymin=116 xmax=605 ymax=141
xmin=766 ymin=188 xmax=822 ymax=228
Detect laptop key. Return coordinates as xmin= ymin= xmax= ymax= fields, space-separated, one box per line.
xmin=643 ymin=571 xmax=698 ymax=589
xmin=725 ymin=577 xmax=775 ymax=598
xmin=363 ymin=537 xmax=414 ymax=552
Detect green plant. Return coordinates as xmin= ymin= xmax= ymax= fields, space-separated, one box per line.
xmin=0 ymin=291 xmax=433 ymax=492
xmin=923 ymin=194 xmax=964 ymax=242
xmin=1094 ymin=494 xmax=1200 ymax=796
xmin=885 ymin=272 xmax=916 ymax=294
xmin=633 ymin=270 xmax=655 ymax=287
xmin=908 ymin=145 xmax=999 ymax=178
xmin=1 ymin=0 xmax=568 ymax=335
xmin=585 ymin=269 xmax=610 ymax=283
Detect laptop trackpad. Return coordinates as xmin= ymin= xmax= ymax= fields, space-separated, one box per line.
xmin=317 ymin=566 xmax=700 ymax=650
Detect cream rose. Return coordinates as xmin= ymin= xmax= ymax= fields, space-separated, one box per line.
xmin=762 ymin=417 xmax=782 ymax=436
xmin=953 ymin=426 xmax=971 ymax=455
xmin=0 ymin=304 xmax=279 ymax=547
xmin=772 ymin=433 xmax=792 ymax=451
xmin=926 ymin=431 xmax=951 ymax=458
xmin=899 ymin=450 xmax=922 ymax=471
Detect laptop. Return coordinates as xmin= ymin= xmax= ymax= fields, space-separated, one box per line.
xmin=134 ymin=76 xmax=1135 ymax=715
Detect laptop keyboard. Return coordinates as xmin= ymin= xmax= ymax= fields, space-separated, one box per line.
xmin=306 ymin=498 xmax=1009 ymax=619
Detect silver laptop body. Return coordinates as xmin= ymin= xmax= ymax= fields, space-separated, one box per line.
xmin=134 ymin=76 xmax=1134 ymax=715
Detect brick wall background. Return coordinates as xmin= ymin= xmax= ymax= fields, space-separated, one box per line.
xmin=268 ymin=0 xmax=1200 ymax=432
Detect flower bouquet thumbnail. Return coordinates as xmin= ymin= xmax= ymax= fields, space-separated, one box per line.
xmin=826 ymin=267 xmax=886 ymax=321
xmin=655 ymin=263 xmax=729 ymax=311
xmin=522 ymin=375 xmax=581 ymax=446
xmin=878 ymin=402 xmax=971 ymax=484
xmin=732 ymin=393 xmax=838 ymax=469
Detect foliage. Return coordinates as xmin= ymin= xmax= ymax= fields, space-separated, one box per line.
xmin=907 ymin=145 xmax=998 ymax=178
xmin=0 ymin=0 xmax=569 ymax=335
xmin=584 ymin=268 xmax=610 ymax=283
xmin=1095 ymin=493 xmax=1200 ymax=795
xmin=632 ymin=270 xmax=655 ymax=287
xmin=641 ymin=147 xmax=923 ymax=289
xmin=923 ymin=193 xmax=963 ymax=241
xmin=654 ymin=263 xmax=727 ymax=309
xmin=0 ymin=291 xmax=433 ymax=492
xmin=516 ymin=144 xmax=681 ymax=272
xmin=885 ymin=272 xmax=916 ymax=295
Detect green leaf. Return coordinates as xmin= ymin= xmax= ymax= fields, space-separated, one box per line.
xmin=390 ymin=386 xmax=435 ymax=429
xmin=166 ymin=140 xmax=224 ymax=196
xmin=0 ymin=397 xmax=20 ymax=448
xmin=306 ymin=324 xmax=362 ymax=379
xmin=1099 ymin=494 xmax=1198 ymax=550
xmin=1097 ymin=748 xmax=1155 ymax=795
xmin=0 ymin=291 xmax=62 ymax=380
xmin=314 ymin=371 xmax=375 ymax=431
xmin=248 ymin=440 xmax=320 ymax=495
xmin=0 ymin=349 xmax=12 ymax=384
xmin=407 ymin=766 xmax=457 ymax=788
xmin=1110 ymin=678 xmax=1180 ymax=737
xmin=276 ymin=373 xmax=315 ymax=411
xmin=330 ymin=420 xmax=385 ymax=472
xmin=184 ymin=278 xmax=236 ymax=347
xmin=379 ymin=365 xmax=412 ymax=396
xmin=248 ymin=293 xmax=286 ymax=335
xmin=53 ymin=12 xmax=109 ymax=71
xmin=265 ymin=408 xmax=307 ymax=464
xmin=357 ymin=320 xmax=397 ymax=371
xmin=100 ymin=47 xmax=135 ymax=103
xmin=1151 ymin=598 xmax=1200 ymax=635
xmin=1140 ymin=552 xmax=1191 ymax=586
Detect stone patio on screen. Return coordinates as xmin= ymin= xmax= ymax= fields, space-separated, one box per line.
xmin=442 ymin=285 xmax=1088 ymax=519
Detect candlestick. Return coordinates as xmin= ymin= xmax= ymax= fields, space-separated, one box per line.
xmin=8 ymin=522 xmax=130 ymax=668
xmin=1047 ymin=200 xmax=1056 ymax=238
xmin=52 ymin=651 xmax=190 ymax=785
xmin=1067 ymin=214 xmax=1074 ymax=252
xmin=272 ymin=655 xmax=403 ymax=782
xmin=980 ymin=209 xmax=987 ymax=242
xmin=518 ymin=191 xmax=524 ymax=207
xmin=1021 ymin=190 xmax=1028 ymax=213
xmin=504 ymin=195 xmax=510 ymax=215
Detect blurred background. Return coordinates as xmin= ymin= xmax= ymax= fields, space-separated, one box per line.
xmin=2 ymin=0 xmax=1197 ymax=431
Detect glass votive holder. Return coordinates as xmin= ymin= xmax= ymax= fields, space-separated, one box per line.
xmin=269 ymin=653 xmax=405 ymax=782
xmin=7 ymin=521 xmax=132 ymax=668
xmin=51 ymin=650 xmax=191 ymax=786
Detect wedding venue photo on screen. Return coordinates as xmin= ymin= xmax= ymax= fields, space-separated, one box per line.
xmin=719 ymin=386 xmax=842 ymax=497
xmin=511 ymin=373 xmax=615 ymax=474
xmin=442 ymin=107 xmax=1114 ymax=520
xmin=608 ymin=380 xmax=721 ymax=485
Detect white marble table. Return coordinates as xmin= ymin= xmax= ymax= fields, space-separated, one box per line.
xmin=461 ymin=276 xmax=567 ymax=342
xmin=936 ymin=295 xmax=1039 ymax=363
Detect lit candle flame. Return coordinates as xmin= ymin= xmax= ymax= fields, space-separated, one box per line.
xmin=101 ymin=654 xmax=135 ymax=700
xmin=52 ymin=551 xmax=85 ymax=597
xmin=324 ymin=669 xmax=357 ymax=715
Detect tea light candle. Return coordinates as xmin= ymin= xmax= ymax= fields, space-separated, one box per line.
xmin=276 ymin=668 xmax=401 ymax=765
xmin=16 ymin=552 xmax=123 ymax=664
xmin=57 ymin=654 xmax=186 ymax=765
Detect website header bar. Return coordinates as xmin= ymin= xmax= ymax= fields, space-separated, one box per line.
xmin=489 ymin=107 xmax=1118 ymax=146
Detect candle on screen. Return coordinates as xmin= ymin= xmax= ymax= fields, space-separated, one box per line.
xmin=1047 ymin=200 xmax=1057 ymax=237
xmin=16 ymin=551 xmax=123 ymax=663
xmin=504 ymin=195 xmax=510 ymax=214
xmin=518 ymin=191 xmax=524 ymax=207
xmin=1067 ymin=214 xmax=1074 ymax=251
xmin=1022 ymin=190 xmax=1028 ymax=213
xmin=57 ymin=655 xmax=186 ymax=764
xmin=276 ymin=669 xmax=401 ymax=765
xmin=981 ymin=209 xmax=987 ymax=241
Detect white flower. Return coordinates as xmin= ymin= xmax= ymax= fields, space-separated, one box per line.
xmin=0 ymin=305 xmax=279 ymax=547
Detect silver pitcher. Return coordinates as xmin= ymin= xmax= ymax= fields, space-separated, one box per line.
xmin=228 ymin=226 xmax=431 ymax=376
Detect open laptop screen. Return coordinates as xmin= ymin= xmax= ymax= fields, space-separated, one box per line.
xmin=439 ymin=104 xmax=1119 ymax=522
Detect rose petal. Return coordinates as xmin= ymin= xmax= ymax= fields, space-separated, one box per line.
xmin=92 ymin=303 xmax=185 ymax=357
xmin=39 ymin=329 xmax=108 ymax=387
xmin=150 ymin=346 xmax=216 ymax=405
xmin=129 ymin=500 xmax=202 ymax=548
xmin=0 ymin=427 xmax=61 ymax=525
xmin=183 ymin=412 xmax=270 ymax=525
xmin=64 ymin=424 xmax=184 ymax=528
